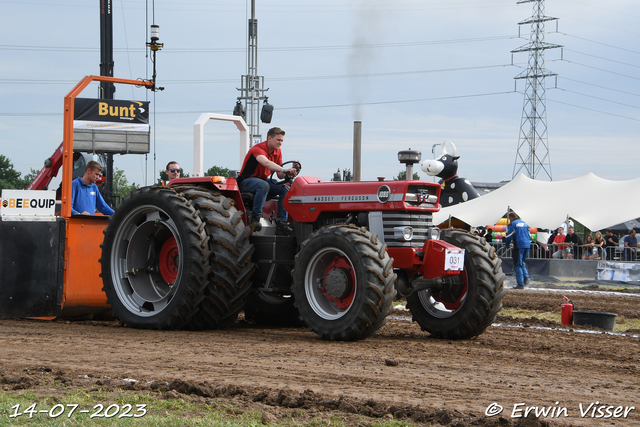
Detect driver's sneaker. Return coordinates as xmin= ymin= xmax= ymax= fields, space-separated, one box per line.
xmin=250 ymin=215 xmax=263 ymax=232
xmin=524 ymin=277 xmax=530 ymax=285
xmin=512 ymin=284 xmax=525 ymax=289
xmin=276 ymin=220 xmax=293 ymax=236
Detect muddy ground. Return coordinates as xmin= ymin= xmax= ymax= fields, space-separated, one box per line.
xmin=1 ymin=278 xmax=639 ymax=426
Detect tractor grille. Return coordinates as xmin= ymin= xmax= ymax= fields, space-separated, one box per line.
xmin=381 ymin=212 xmax=433 ymax=248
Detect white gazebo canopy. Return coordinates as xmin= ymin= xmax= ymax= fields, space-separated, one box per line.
xmin=432 ymin=173 xmax=640 ymax=231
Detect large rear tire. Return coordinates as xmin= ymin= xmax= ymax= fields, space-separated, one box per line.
xmin=100 ymin=186 xmax=210 ymax=329
xmin=174 ymin=186 xmax=256 ymax=330
xmin=292 ymin=225 xmax=396 ymax=341
xmin=406 ymin=229 xmax=505 ymax=339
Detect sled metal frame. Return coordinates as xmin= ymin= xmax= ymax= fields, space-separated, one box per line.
xmin=59 ymin=76 xmax=153 ymax=315
xmin=61 ymin=76 xmax=153 ymax=218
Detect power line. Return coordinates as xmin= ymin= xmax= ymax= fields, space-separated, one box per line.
xmin=269 ymin=64 xmax=512 ymax=82
xmin=548 ymin=99 xmax=640 ymax=122
xmin=2 ymin=86 xmax=637 ymax=125
xmin=0 ymin=90 xmax=515 ymax=116
xmin=560 ymin=76 xmax=640 ymax=98
xmin=557 ymin=32 xmax=640 ymax=56
xmin=261 ymin=35 xmax=516 ymax=51
xmin=0 ymin=45 xmax=99 ymax=52
xmin=2 ymin=34 xmax=635 ymax=56
xmin=0 ymin=79 xmax=79 ymax=85
xmin=563 ymin=49 xmax=640 ymax=70
xmin=0 ymin=64 xmax=513 ymax=85
xmin=555 ymin=88 xmax=640 ymax=110
xmin=561 ymin=1 xmax=640 ymax=22
xmin=559 ymin=59 xmax=640 ymax=81
xmin=278 ymin=90 xmax=516 ymax=110
xmin=0 ymin=35 xmax=515 ymax=54
xmin=0 ymin=112 xmax=61 ymax=116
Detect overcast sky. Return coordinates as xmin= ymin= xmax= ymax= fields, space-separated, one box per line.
xmin=1 ymin=0 xmax=638 ymax=186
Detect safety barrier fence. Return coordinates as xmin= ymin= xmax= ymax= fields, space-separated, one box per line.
xmin=487 ymin=241 xmax=637 ymax=261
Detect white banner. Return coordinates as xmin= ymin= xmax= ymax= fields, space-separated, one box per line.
xmin=597 ymin=261 xmax=640 ymax=282
xmin=1 ymin=190 xmax=57 ymax=221
xmin=73 ymin=120 xmax=150 ymax=132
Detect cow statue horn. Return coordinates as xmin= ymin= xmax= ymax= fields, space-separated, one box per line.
xmin=441 ymin=141 xmax=457 ymax=157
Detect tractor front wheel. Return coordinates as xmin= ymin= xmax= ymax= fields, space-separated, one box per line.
xmin=406 ymin=229 xmax=505 ymax=339
xmin=292 ymin=225 xmax=396 ymax=341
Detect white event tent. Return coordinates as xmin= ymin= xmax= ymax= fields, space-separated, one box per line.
xmin=432 ymin=173 xmax=640 ymax=231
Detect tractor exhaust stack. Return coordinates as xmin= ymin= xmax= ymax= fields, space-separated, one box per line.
xmin=353 ymin=121 xmax=361 ymax=181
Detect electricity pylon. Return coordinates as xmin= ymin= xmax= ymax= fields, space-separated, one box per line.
xmin=512 ymin=0 xmax=562 ymax=180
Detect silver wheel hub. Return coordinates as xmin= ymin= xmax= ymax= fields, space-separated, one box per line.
xmin=324 ymin=268 xmax=349 ymax=298
xmin=109 ymin=205 xmax=182 ymax=317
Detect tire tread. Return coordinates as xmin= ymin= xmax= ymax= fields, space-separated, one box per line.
xmin=176 ymin=187 xmax=256 ymax=330
xmin=292 ymin=224 xmax=397 ymax=341
xmin=406 ymin=229 xmax=505 ymax=339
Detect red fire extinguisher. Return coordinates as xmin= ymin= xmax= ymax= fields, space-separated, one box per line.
xmin=561 ymin=296 xmax=574 ymax=325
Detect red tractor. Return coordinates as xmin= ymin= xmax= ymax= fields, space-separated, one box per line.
xmin=100 ymin=147 xmax=505 ymax=340
xmin=0 ymin=76 xmax=504 ymax=340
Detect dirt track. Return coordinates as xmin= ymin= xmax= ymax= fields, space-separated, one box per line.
xmin=1 ymin=283 xmax=639 ymax=426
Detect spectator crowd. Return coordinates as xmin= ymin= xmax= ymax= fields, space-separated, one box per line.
xmin=483 ymin=224 xmax=638 ymax=262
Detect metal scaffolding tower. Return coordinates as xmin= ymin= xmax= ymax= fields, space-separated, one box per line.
xmin=236 ymin=0 xmax=269 ymax=146
xmin=511 ymin=0 xmax=562 ymax=180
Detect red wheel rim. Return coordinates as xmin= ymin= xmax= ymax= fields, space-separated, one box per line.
xmin=158 ymin=236 xmax=179 ymax=283
xmin=435 ymin=270 xmax=468 ymax=310
xmin=321 ymin=255 xmax=356 ymax=311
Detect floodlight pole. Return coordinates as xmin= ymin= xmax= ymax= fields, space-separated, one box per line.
xmin=236 ymin=0 xmax=269 ymax=146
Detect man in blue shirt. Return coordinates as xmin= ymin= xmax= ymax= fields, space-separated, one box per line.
xmin=71 ymin=160 xmax=114 ymax=216
xmin=504 ymin=212 xmax=531 ymax=289
xmin=622 ymin=229 xmax=637 ymax=261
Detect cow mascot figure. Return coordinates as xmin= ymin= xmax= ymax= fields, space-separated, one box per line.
xmin=421 ymin=141 xmax=481 ymax=207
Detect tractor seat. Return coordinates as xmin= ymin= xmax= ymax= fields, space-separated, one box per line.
xmin=241 ymin=192 xmax=279 ymax=210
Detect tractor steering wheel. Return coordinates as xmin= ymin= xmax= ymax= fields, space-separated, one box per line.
xmin=269 ymin=161 xmax=302 ymax=186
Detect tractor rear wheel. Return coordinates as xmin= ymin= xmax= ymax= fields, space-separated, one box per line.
xmin=174 ymin=186 xmax=255 ymax=330
xmin=406 ymin=229 xmax=505 ymax=339
xmin=100 ymin=186 xmax=209 ymax=329
xmin=292 ymin=225 xmax=396 ymax=341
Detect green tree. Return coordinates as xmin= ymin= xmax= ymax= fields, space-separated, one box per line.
xmin=113 ymin=168 xmax=140 ymax=203
xmin=22 ymin=168 xmax=39 ymax=187
xmin=395 ymin=170 xmax=421 ymax=181
xmin=205 ymin=165 xmax=232 ymax=177
xmin=0 ymin=155 xmax=30 ymax=190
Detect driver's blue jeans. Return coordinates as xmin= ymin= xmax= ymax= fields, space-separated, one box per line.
xmin=239 ymin=177 xmax=289 ymax=221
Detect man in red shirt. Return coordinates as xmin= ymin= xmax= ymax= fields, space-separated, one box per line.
xmin=237 ymin=127 xmax=298 ymax=233
xmin=551 ymin=227 xmax=568 ymax=259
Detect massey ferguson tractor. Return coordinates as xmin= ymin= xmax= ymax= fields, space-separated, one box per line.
xmin=1 ymin=76 xmax=505 ymax=341
xmin=99 ymin=137 xmax=506 ymax=341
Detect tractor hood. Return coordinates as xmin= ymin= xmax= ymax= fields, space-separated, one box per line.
xmin=284 ymin=176 xmax=441 ymax=223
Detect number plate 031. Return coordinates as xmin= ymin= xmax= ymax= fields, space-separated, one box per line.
xmin=445 ymin=249 xmax=465 ymax=271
